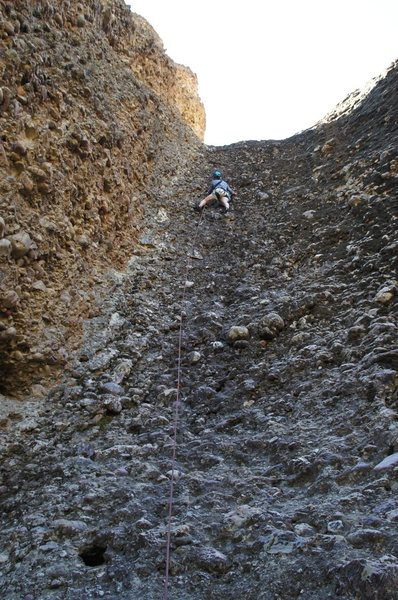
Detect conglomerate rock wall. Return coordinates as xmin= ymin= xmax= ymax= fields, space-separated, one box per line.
xmin=0 ymin=0 xmax=205 ymax=394
xmin=0 ymin=1 xmax=397 ymax=599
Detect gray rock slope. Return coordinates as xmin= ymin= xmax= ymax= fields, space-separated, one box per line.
xmin=0 ymin=61 xmax=397 ymax=599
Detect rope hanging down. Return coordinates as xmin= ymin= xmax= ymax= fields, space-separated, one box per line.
xmin=163 ymin=128 xmax=342 ymax=596
xmin=162 ymin=207 xmax=205 ymax=600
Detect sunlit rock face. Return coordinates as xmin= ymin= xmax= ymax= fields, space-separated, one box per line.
xmin=0 ymin=0 xmax=205 ymax=393
xmin=0 ymin=1 xmax=398 ymax=599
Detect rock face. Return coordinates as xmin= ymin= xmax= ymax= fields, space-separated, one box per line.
xmin=0 ymin=0 xmax=205 ymax=394
xmin=0 ymin=2 xmax=398 ymax=599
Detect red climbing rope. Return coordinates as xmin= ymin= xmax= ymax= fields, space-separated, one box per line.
xmin=163 ymin=207 xmax=205 ymax=600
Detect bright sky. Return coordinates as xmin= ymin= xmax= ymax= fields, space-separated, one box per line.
xmin=126 ymin=0 xmax=398 ymax=146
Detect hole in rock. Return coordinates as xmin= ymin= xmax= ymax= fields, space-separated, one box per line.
xmin=79 ymin=544 xmax=107 ymax=567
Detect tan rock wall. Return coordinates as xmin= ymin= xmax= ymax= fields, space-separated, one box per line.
xmin=127 ymin=13 xmax=206 ymax=139
xmin=0 ymin=0 xmax=205 ymax=394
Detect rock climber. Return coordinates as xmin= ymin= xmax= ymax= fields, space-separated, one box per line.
xmin=195 ymin=170 xmax=236 ymax=213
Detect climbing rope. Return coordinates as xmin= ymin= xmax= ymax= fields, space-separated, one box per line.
xmin=163 ymin=205 xmax=205 ymax=600
xmin=161 ymin=126 xmax=340 ymax=596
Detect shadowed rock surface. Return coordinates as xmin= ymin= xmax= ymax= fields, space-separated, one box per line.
xmin=0 ymin=1 xmax=398 ymax=599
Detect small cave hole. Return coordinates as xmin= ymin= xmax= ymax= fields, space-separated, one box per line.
xmin=79 ymin=544 xmax=107 ymax=567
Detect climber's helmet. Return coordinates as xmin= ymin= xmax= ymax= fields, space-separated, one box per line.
xmin=213 ymin=170 xmax=222 ymax=178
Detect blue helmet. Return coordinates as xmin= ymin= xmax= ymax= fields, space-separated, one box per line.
xmin=213 ymin=170 xmax=222 ymax=178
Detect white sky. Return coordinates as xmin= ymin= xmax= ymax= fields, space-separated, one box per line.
xmin=126 ymin=0 xmax=398 ymax=146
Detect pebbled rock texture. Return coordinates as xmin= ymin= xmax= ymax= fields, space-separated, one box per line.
xmin=0 ymin=0 xmax=205 ymax=394
xmin=0 ymin=2 xmax=397 ymax=600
